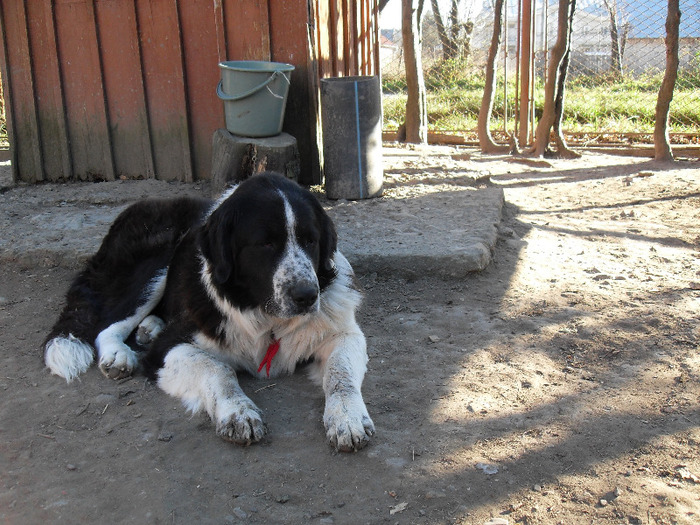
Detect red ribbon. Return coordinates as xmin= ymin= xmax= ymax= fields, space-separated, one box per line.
xmin=258 ymin=339 xmax=280 ymax=377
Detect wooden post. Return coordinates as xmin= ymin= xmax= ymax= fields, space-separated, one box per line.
xmin=517 ymin=0 xmax=534 ymax=147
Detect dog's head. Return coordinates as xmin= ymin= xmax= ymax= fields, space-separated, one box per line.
xmin=199 ymin=173 xmax=337 ymax=318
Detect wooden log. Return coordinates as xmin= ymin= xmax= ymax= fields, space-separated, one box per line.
xmin=211 ymin=129 xmax=300 ymax=192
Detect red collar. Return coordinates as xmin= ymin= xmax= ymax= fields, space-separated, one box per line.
xmin=258 ymin=339 xmax=280 ymax=377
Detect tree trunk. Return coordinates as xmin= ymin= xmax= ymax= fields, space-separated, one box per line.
xmin=402 ymin=0 xmax=428 ymax=144
xmin=552 ymin=30 xmax=580 ymax=159
xmin=530 ymin=0 xmax=577 ymax=158
xmin=431 ymin=0 xmax=461 ymax=61
xmin=654 ymin=0 xmax=681 ymax=162
xmin=603 ymin=0 xmax=623 ymax=77
xmin=477 ymin=0 xmax=510 ymax=154
xmin=430 ymin=0 xmax=451 ymax=62
xmin=448 ymin=0 xmax=459 ymax=59
xmin=620 ymin=22 xmax=630 ymax=62
xmin=463 ymin=21 xmax=474 ymax=61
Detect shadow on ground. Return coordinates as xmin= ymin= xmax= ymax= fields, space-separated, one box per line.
xmin=1 ymin=151 xmax=698 ymax=524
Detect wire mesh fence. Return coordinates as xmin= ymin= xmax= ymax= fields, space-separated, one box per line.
xmin=380 ymin=0 xmax=700 ymax=145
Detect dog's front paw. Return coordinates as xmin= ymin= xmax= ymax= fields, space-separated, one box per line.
xmin=216 ymin=400 xmax=267 ymax=446
xmin=324 ymin=394 xmax=375 ymax=452
xmin=98 ymin=342 xmax=138 ymax=380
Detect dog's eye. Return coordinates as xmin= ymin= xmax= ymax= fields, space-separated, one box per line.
xmin=301 ymin=238 xmax=317 ymax=248
xmin=253 ymin=241 xmax=274 ymax=250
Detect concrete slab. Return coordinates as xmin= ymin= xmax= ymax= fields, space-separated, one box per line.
xmin=0 ymin=146 xmax=504 ymax=277
xmin=329 ymin=186 xmax=503 ymax=279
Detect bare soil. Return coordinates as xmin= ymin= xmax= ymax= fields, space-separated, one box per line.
xmin=1 ymin=147 xmax=699 ymax=524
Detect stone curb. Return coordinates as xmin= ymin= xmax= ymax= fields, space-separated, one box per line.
xmin=0 ymin=179 xmax=504 ymax=278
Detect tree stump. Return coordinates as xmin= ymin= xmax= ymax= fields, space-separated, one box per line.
xmin=211 ymin=129 xmax=300 ymax=192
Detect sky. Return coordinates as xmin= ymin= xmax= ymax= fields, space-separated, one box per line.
xmin=379 ymin=0 xmax=700 ymax=38
xmin=379 ymin=0 xmax=486 ymax=30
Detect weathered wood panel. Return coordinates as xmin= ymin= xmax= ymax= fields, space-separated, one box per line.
xmin=1 ymin=1 xmax=43 ymax=182
xmin=270 ymin=1 xmax=321 ymax=184
xmin=95 ymin=1 xmax=153 ymax=179
xmin=222 ymin=0 xmax=270 ymax=61
xmin=55 ymin=0 xmax=114 ymax=180
xmin=135 ymin=0 xmax=192 ymax=182
xmin=178 ymin=0 xmax=222 ymax=181
xmin=0 ymin=0 xmax=379 ymax=184
xmin=27 ymin=1 xmax=71 ymax=181
xmin=96 ymin=0 xmax=154 ymax=179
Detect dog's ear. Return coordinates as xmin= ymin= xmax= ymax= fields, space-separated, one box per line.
xmin=198 ymin=210 xmax=235 ymax=285
xmin=316 ymin=204 xmax=338 ymax=289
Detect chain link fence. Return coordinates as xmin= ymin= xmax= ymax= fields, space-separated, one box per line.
xmin=380 ymin=0 xmax=700 ymax=145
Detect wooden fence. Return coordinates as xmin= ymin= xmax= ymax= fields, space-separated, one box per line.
xmin=0 ymin=0 xmax=379 ymax=185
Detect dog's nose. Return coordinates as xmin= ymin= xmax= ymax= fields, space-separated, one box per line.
xmin=290 ymin=282 xmax=319 ymax=308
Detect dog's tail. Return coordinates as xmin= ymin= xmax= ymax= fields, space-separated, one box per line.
xmin=43 ymin=271 xmax=101 ymax=382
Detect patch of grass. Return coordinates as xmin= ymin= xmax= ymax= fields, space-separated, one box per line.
xmin=383 ymin=70 xmax=700 ymax=135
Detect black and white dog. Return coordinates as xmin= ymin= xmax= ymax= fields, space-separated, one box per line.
xmin=43 ymin=173 xmax=374 ymax=452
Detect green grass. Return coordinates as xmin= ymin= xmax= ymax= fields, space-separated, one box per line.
xmin=383 ymin=70 xmax=700 ymax=136
xmin=2 ymin=68 xmax=697 ymax=147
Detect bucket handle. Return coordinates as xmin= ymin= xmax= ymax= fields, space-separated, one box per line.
xmin=217 ymin=70 xmax=289 ymax=101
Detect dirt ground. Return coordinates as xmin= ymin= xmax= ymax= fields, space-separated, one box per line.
xmin=1 ymin=147 xmax=699 ymax=524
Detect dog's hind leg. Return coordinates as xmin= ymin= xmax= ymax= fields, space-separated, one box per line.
xmin=44 ymin=271 xmax=103 ymax=382
xmin=96 ymin=270 xmax=168 ymax=379
xmin=135 ymin=315 xmax=166 ymax=346
xmin=45 ymin=334 xmax=96 ymax=383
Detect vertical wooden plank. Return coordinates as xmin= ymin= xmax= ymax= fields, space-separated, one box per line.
xmin=362 ymin=0 xmax=371 ymax=74
xmin=306 ymin=0 xmax=323 ymax=156
xmin=136 ymin=0 xmax=192 ymax=182
xmin=370 ymin=0 xmax=379 ymax=76
xmin=223 ymin=0 xmax=270 ymax=61
xmin=95 ymin=0 xmax=154 ymax=179
xmin=213 ymin=0 xmax=227 ymax=63
xmin=344 ymin=0 xmax=356 ymax=75
xmin=358 ymin=0 xmax=365 ymax=74
xmin=338 ymin=0 xmax=346 ymax=75
xmin=341 ymin=0 xmax=350 ymax=75
xmin=26 ymin=0 xmax=72 ymax=180
xmin=346 ymin=0 xmax=360 ymax=75
xmin=326 ymin=0 xmax=336 ymax=76
xmin=54 ymin=0 xmax=114 ymax=181
xmin=269 ymin=1 xmax=321 ymax=184
xmin=315 ymin=0 xmax=332 ymax=78
xmin=1 ymin=1 xmax=43 ymax=182
xmin=330 ymin=0 xmax=344 ymax=76
xmin=0 ymin=4 xmax=19 ymax=181
xmin=178 ymin=0 xmax=223 ymax=181
xmin=347 ymin=0 xmax=355 ymax=75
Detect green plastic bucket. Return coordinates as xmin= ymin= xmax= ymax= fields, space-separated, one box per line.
xmin=217 ymin=61 xmax=294 ymax=138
